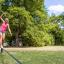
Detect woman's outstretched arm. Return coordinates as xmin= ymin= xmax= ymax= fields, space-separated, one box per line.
xmin=8 ymin=24 xmax=12 ymax=36
xmin=0 ymin=16 xmax=5 ymax=22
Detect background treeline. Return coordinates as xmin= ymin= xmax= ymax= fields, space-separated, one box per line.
xmin=0 ymin=0 xmax=64 ymax=47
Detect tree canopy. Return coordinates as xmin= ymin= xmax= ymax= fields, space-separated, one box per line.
xmin=0 ymin=0 xmax=64 ymax=47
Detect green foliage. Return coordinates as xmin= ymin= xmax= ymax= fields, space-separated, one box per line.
xmin=32 ymin=10 xmax=47 ymax=24
xmin=24 ymin=0 xmax=44 ymax=12
xmin=0 ymin=0 xmax=64 ymax=46
xmin=6 ymin=0 xmax=51 ymax=46
xmin=48 ymin=14 xmax=64 ymax=45
xmin=0 ymin=0 xmax=4 ymax=3
xmin=22 ymin=25 xmax=54 ymax=46
xmin=7 ymin=6 xmax=33 ymax=34
xmin=12 ymin=0 xmax=24 ymax=6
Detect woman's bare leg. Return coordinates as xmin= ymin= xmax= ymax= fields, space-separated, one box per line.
xmin=0 ymin=33 xmax=5 ymax=53
xmin=0 ymin=32 xmax=2 ymax=47
xmin=0 ymin=32 xmax=3 ymax=52
xmin=2 ymin=33 xmax=5 ymax=45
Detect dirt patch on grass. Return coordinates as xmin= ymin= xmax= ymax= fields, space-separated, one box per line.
xmin=4 ymin=46 xmax=64 ymax=51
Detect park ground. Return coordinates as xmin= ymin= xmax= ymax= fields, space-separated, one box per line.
xmin=4 ymin=46 xmax=64 ymax=51
xmin=1 ymin=46 xmax=64 ymax=64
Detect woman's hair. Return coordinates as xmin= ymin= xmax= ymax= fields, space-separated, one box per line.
xmin=5 ymin=18 xmax=9 ymax=22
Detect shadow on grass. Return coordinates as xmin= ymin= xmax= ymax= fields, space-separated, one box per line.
xmin=0 ymin=50 xmax=22 ymax=64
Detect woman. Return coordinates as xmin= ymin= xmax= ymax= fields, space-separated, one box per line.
xmin=0 ymin=16 xmax=12 ymax=53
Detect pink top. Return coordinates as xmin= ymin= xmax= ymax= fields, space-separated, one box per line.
xmin=0 ymin=22 xmax=8 ymax=32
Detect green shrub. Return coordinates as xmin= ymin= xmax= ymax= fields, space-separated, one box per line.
xmin=22 ymin=25 xmax=54 ymax=46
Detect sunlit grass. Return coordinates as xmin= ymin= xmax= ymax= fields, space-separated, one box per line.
xmin=0 ymin=51 xmax=64 ymax=64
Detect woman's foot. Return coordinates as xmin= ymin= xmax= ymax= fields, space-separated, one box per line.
xmin=1 ymin=48 xmax=3 ymax=53
xmin=1 ymin=45 xmax=3 ymax=53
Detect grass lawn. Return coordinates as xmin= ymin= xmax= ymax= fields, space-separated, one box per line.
xmin=0 ymin=51 xmax=64 ymax=64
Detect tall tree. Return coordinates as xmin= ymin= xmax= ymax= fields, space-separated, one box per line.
xmin=0 ymin=0 xmax=54 ymax=46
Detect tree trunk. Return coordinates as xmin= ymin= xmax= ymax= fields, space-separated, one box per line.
xmin=15 ymin=28 xmax=19 ymax=47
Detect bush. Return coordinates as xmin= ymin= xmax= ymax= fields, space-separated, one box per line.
xmin=22 ymin=26 xmax=54 ymax=46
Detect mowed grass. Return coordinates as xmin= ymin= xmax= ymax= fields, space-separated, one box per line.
xmin=0 ymin=51 xmax=64 ymax=64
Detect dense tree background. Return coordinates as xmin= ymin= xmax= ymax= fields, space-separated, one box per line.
xmin=0 ymin=0 xmax=64 ymax=47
